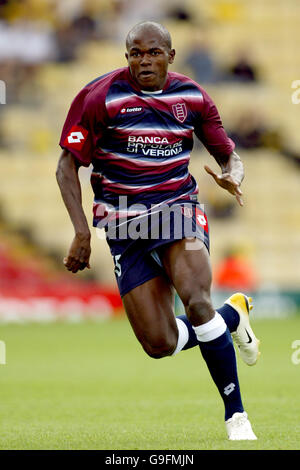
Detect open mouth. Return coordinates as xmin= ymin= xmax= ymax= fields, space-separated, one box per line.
xmin=139 ymin=71 xmax=155 ymax=77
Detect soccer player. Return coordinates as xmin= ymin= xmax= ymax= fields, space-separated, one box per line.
xmin=56 ymin=21 xmax=260 ymax=440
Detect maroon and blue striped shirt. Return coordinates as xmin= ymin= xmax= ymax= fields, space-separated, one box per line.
xmin=59 ymin=67 xmax=234 ymax=226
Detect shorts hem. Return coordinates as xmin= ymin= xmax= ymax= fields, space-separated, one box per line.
xmin=119 ymin=272 xmax=163 ymax=298
xmin=147 ymin=234 xmax=210 ymax=257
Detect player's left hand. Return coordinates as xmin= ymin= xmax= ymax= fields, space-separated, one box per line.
xmin=204 ymin=165 xmax=244 ymax=207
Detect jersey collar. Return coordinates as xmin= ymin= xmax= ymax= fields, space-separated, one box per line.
xmin=126 ymin=67 xmax=171 ymax=94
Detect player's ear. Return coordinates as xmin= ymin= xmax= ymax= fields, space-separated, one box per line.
xmin=125 ymin=52 xmax=129 ymax=61
xmin=168 ymin=49 xmax=175 ymax=64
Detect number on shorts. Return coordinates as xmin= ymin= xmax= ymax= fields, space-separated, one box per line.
xmin=114 ymin=254 xmax=122 ymax=277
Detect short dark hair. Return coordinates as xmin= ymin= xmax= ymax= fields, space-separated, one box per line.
xmin=126 ymin=21 xmax=172 ymax=51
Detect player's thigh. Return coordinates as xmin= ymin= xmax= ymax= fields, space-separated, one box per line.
xmin=160 ymin=238 xmax=214 ymax=322
xmin=122 ymin=275 xmax=178 ymax=357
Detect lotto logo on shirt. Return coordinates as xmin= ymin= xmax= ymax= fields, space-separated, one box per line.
xmin=120 ymin=106 xmax=143 ymax=114
xmin=195 ymin=207 xmax=208 ymax=233
xmin=64 ymin=125 xmax=88 ymax=150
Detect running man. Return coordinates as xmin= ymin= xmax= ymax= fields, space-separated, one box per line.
xmin=56 ymin=21 xmax=260 ymax=440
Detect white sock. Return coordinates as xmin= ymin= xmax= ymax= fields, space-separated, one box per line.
xmin=172 ymin=318 xmax=189 ymax=355
xmin=192 ymin=312 xmax=227 ymax=342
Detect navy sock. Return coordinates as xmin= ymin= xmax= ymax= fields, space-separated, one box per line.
xmin=216 ymin=304 xmax=240 ymax=333
xmin=177 ymin=315 xmax=198 ymax=350
xmin=177 ymin=304 xmax=239 ymax=351
xmin=199 ymin=328 xmax=244 ymax=420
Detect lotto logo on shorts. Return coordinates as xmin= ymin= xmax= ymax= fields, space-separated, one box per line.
xmin=195 ymin=207 xmax=208 ymax=232
xmin=64 ymin=125 xmax=88 ymax=150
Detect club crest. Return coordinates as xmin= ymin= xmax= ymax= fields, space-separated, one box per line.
xmin=172 ymin=102 xmax=187 ymax=123
xmin=181 ymin=206 xmax=193 ymax=218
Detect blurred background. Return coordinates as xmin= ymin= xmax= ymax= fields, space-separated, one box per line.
xmin=0 ymin=0 xmax=300 ymax=321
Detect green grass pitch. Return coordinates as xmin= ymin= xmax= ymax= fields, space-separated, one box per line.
xmin=0 ymin=315 xmax=300 ymax=450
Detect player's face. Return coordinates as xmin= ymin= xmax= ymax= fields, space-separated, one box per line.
xmin=126 ymin=30 xmax=175 ymax=91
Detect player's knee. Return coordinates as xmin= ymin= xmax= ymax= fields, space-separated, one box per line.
xmin=188 ymin=294 xmax=211 ymax=314
xmin=185 ymin=291 xmax=214 ymax=324
xmin=142 ymin=337 xmax=176 ymax=359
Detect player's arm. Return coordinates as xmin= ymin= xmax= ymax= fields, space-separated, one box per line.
xmin=204 ymin=151 xmax=244 ymax=207
xmin=56 ymin=149 xmax=91 ymax=273
xmin=194 ymin=88 xmax=244 ymax=207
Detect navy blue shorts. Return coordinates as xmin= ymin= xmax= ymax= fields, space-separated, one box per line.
xmin=106 ymin=202 xmax=210 ymax=297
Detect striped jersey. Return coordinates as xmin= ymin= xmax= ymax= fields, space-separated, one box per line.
xmin=59 ymin=67 xmax=234 ymax=227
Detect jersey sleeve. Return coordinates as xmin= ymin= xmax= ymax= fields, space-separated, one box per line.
xmin=193 ymin=88 xmax=235 ymax=161
xmin=59 ymin=86 xmax=107 ymax=167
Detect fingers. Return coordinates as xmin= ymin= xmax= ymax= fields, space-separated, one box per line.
xmin=235 ymin=192 xmax=244 ymax=207
xmin=63 ymin=256 xmax=78 ymax=273
xmin=233 ymin=184 xmax=243 ymax=206
xmin=226 ymin=181 xmax=243 ymax=206
xmin=63 ymin=234 xmax=91 ymax=273
xmin=63 ymin=256 xmax=90 ymax=273
xmin=204 ymin=165 xmax=244 ymax=206
xmin=204 ymin=165 xmax=219 ymax=180
xmin=78 ymin=261 xmax=91 ymax=271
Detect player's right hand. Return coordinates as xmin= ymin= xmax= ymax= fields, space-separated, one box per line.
xmin=63 ymin=233 xmax=91 ymax=273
